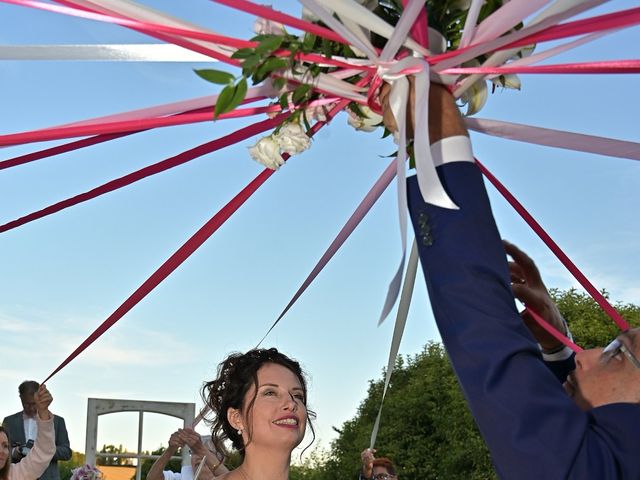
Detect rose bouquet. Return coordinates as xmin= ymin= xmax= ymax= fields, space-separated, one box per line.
xmin=195 ymin=0 xmax=531 ymax=173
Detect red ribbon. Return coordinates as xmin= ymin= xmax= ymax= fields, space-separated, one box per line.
xmin=0 ymin=104 xmax=280 ymax=147
xmin=1 ymin=114 xmax=286 ymax=234
xmin=443 ymin=59 xmax=640 ymax=75
xmin=41 ymin=97 xmax=351 ymax=382
xmin=477 ymin=159 xmax=630 ymax=332
xmin=401 ymin=0 xmax=429 ymax=49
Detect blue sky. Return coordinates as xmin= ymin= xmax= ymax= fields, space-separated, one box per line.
xmin=1 ymin=0 xmax=638 ymax=460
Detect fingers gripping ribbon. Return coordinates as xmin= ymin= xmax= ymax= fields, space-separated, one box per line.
xmin=376 ymin=57 xmax=459 ymax=210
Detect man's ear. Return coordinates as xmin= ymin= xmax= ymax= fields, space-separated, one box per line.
xmin=227 ymin=407 xmax=243 ymax=431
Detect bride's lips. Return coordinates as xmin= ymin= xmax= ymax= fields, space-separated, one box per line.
xmin=272 ymin=415 xmax=299 ymax=429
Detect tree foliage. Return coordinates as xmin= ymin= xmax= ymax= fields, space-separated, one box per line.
xmin=295 ymin=289 xmax=639 ymax=479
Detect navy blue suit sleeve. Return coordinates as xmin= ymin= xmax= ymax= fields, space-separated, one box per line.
xmin=407 ymin=164 xmax=639 ymax=479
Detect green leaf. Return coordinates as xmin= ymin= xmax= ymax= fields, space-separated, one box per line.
xmin=229 ymin=77 xmax=248 ymax=113
xmin=292 ymin=84 xmax=311 ymax=104
xmin=241 ymin=54 xmax=262 ymax=75
xmin=253 ymin=57 xmax=289 ymax=84
xmin=302 ymin=33 xmax=316 ymax=53
xmin=271 ymin=78 xmax=287 ymax=91
xmin=301 ymin=109 xmax=312 ymax=131
xmin=231 ymin=48 xmax=256 ymax=60
xmin=213 ymin=78 xmax=248 ymax=119
xmin=194 ymin=69 xmax=235 ymax=85
xmin=255 ymin=35 xmax=284 ymax=56
xmin=279 ymin=92 xmax=289 ymax=110
xmin=214 ymin=83 xmax=237 ymax=119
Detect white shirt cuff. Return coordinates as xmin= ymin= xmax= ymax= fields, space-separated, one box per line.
xmin=431 ymin=135 xmax=474 ymax=167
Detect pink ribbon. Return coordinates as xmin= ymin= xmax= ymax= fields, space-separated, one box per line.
xmin=444 ymin=59 xmax=640 ymax=75
xmin=42 ymin=97 xmax=352 ymax=382
xmin=401 ymin=0 xmax=429 ymax=49
xmin=466 ymin=117 xmax=640 ymax=162
xmin=0 ymin=104 xmax=282 ymax=147
xmin=1 ymin=114 xmax=287 ymax=234
xmin=525 ymin=308 xmax=583 ymax=354
xmin=3 ymin=0 xmax=247 ymax=64
xmin=211 ymin=0 xmax=347 ymax=45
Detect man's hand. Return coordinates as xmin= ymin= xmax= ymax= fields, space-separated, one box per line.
xmin=503 ymin=240 xmax=567 ymax=351
xmin=361 ymin=448 xmax=376 ymax=479
xmin=34 ymin=385 xmax=52 ymax=420
xmin=378 ymin=80 xmax=468 ymax=143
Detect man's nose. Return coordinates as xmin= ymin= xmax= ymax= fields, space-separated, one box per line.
xmin=575 ymin=347 xmax=603 ymax=371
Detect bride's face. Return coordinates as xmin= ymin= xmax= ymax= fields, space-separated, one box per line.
xmin=233 ymin=362 xmax=308 ymax=452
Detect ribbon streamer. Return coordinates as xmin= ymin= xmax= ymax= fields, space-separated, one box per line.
xmin=257 ymin=158 xmax=397 ymax=347
xmin=445 ymin=59 xmax=640 ymax=75
xmin=525 ymin=307 xmax=582 ymax=353
xmin=466 ymin=117 xmax=640 ymax=162
xmin=370 ymin=240 xmax=418 ymax=449
xmin=42 ymin=97 xmax=352 ymax=383
xmin=0 ymin=114 xmax=287 ymax=234
xmin=0 ymin=44 xmax=218 ymax=61
xmin=477 ymin=160 xmax=630 ymax=332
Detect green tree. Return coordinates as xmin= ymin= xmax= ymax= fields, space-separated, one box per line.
xmin=138 ymin=446 xmax=182 ymax=480
xmin=303 ymin=289 xmax=640 ymax=480
xmin=97 ymin=444 xmax=133 ymax=466
xmin=552 ymin=288 xmax=640 ymax=347
xmin=59 ymin=451 xmax=86 ymax=480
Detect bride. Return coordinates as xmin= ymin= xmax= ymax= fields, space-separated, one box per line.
xmin=201 ymin=348 xmax=315 ymax=480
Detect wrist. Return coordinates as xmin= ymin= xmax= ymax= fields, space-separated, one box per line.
xmin=37 ymin=409 xmax=52 ymax=420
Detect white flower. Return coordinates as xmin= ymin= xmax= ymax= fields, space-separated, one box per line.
xmin=301 ymin=8 xmax=320 ymax=23
xmin=357 ymin=0 xmax=379 ymax=10
xmin=305 ymin=104 xmax=330 ymax=123
xmin=274 ymin=122 xmax=311 ymax=155
xmin=347 ymin=106 xmax=383 ymax=132
xmin=254 ymin=16 xmax=286 ymax=35
xmin=491 ymin=73 xmax=521 ymax=90
xmin=249 ymin=136 xmax=285 ymax=170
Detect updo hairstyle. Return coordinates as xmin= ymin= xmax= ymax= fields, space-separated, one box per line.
xmin=201 ymin=348 xmax=315 ymax=459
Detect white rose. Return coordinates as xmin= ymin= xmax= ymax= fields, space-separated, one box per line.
xmin=275 ymin=122 xmax=311 ymax=155
xmin=301 ymin=8 xmax=321 ymax=23
xmin=305 ymin=104 xmax=330 ymax=123
xmin=347 ymin=106 xmax=383 ymax=132
xmin=254 ymin=16 xmax=286 ymax=35
xmin=249 ymin=136 xmax=285 ymax=170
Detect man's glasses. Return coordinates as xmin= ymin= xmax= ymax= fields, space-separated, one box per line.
xmin=600 ymin=336 xmax=640 ymax=369
xmin=373 ymin=474 xmax=397 ymax=480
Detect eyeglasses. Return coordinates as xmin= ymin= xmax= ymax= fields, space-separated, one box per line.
xmin=373 ymin=474 xmax=397 ymax=480
xmin=600 ymin=336 xmax=640 ymax=369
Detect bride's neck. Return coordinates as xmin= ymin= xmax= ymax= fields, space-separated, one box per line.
xmin=239 ymin=447 xmax=292 ymax=480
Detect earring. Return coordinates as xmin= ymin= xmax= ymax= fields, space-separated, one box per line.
xmin=237 ymin=428 xmax=243 ymax=436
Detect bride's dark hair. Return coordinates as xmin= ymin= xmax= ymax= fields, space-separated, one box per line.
xmin=201 ymin=348 xmax=315 ymax=459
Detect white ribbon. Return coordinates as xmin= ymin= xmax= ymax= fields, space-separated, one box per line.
xmin=0 ymin=44 xmax=216 ymax=61
xmin=370 ymin=240 xmax=418 ymax=448
xmin=380 ymin=57 xmax=459 ymax=210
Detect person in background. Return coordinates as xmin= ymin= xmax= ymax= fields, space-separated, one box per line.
xmin=359 ymin=448 xmax=397 ymax=480
xmin=3 ymin=381 xmax=71 ymax=480
xmin=0 ymin=385 xmax=56 ymax=480
xmin=146 ymin=428 xmax=228 ymax=480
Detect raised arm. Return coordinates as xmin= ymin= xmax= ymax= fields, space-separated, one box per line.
xmin=11 ymin=385 xmax=56 ymax=480
xmin=146 ymin=432 xmax=182 ymax=480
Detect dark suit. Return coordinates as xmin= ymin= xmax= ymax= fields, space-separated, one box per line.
xmin=2 ymin=412 xmax=72 ymax=480
xmin=407 ymin=163 xmax=640 ymax=479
